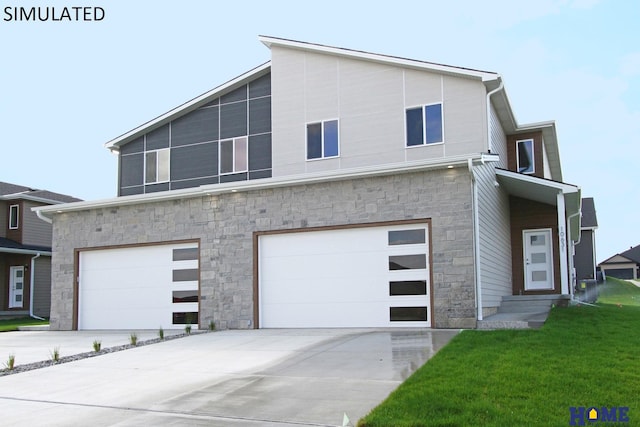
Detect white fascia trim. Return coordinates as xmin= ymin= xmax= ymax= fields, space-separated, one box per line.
xmin=0 ymin=248 xmax=52 ymax=256
xmin=34 ymin=154 xmax=485 ymax=219
xmin=259 ymin=36 xmax=499 ymax=82
xmin=495 ymin=169 xmax=579 ymax=194
xmin=0 ymin=193 xmax=65 ymax=205
xmin=105 ymin=62 xmax=271 ymax=151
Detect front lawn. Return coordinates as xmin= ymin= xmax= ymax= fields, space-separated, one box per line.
xmin=359 ymin=280 xmax=640 ymax=426
xmin=0 ymin=317 xmax=49 ymax=332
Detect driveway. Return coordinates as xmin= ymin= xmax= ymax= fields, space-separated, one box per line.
xmin=0 ymin=328 xmax=458 ymax=426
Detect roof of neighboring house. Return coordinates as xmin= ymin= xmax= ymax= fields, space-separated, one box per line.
xmin=0 ymin=181 xmax=81 ymax=204
xmin=599 ymin=244 xmax=640 ymax=266
xmin=621 ymin=244 xmax=640 ymax=264
xmin=0 ymin=237 xmax=51 ymax=255
xmin=581 ymin=197 xmax=598 ymax=229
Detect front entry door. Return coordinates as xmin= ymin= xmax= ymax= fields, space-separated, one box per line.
xmin=9 ymin=266 xmax=25 ymax=308
xmin=523 ymin=229 xmax=554 ymax=291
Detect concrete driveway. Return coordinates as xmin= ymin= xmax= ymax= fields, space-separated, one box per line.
xmin=0 ymin=328 xmax=458 ymax=426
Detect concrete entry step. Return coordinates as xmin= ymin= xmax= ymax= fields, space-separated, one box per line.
xmin=478 ymin=294 xmax=570 ymax=330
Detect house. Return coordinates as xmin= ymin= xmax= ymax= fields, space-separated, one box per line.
xmin=573 ymin=197 xmax=598 ymax=281
xmin=34 ymin=36 xmax=583 ymax=331
xmin=1 ymin=182 xmax=81 ymax=318
xmin=598 ymin=245 xmax=640 ymax=280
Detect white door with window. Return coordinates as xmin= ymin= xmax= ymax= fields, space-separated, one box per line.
xmin=523 ymin=229 xmax=554 ymax=291
xmin=9 ymin=266 xmax=25 ymax=308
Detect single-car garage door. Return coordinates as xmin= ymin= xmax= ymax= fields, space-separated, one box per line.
xmin=258 ymin=223 xmax=431 ymax=328
xmin=78 ymin=242 xmax=199 ymax=330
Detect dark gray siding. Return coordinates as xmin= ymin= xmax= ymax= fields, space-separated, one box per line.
xmin=21 ymin=201 xmax=53 ymax=247
xmin=575 ymin=230 xmax=596 ymax=280
xmin=171 ymin=143 xmax=218 ymax=180
xmin=33 ymin=256 xmax=52 ymax=318
xmin=118 ymin=72 xmax=272 ymax=196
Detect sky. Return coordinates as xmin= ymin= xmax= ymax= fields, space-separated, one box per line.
xmin=1 ymin=0 xmax=638 ymax=262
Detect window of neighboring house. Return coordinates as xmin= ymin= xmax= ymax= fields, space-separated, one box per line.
xmin=406 ymin=103 xmax=443 ymax=146
xmin=9 ymin=204 xmax=19 ymax=229
xmin=220 ymin=136 xmax=248 ymax=174
xmin=145 ymin=148 xmax=170 ymax=184
xmin=306 ymin=119 xmax=339 ymax=160
xmin=517 ymin=139 xmax=535 ymax=174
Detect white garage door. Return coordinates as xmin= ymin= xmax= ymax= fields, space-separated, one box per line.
xmin=78 ymin=242 xmax=199 ymax=330
xmin=259 ymin=223 xmax=430 ymax=328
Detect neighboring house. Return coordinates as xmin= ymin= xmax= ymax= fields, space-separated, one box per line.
xmin=0 ymin=182 xmax=81 ymax=318
xmin=573 ymin=197 xmax=598 ymax=281
xmin=35 ymin=36 xmax=583 ymax=331
xmin=598 ymin=245 xmax=640 ymax=280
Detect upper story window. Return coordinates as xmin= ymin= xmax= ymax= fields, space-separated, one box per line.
xmin=8 ymin=204 xmax=19 ymax=229
xmin=220 ymin=136 xmax=248 ymax=174
xmin=517 ymin=139 xmax=535 ymax=174
xmin=145 ymin=148 xmax=170 ymax=184
xmin=406 ymin=103 xmax=443 ymax=146
xmin=307 ymin=119 xmax=339 ymax=160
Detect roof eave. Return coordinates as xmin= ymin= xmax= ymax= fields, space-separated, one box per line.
xmin=105 ymin=61 xmax=272 ymax=152
xmin=259 ymin=35 xmax=500 ymax=82
xmin=35 ymin=153 xmax=487 ymax=219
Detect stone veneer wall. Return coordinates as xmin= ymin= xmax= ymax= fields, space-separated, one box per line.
xmin=50 ymin=168 xmax=476 ymax=330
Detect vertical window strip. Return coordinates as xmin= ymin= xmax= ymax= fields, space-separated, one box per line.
xmin=9 ymin=204 xmax=19 ymax=229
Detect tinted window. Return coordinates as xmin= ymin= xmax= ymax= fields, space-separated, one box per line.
xmin=388 ymin=229 xmax=426 ymax=245
xmin=390 ymin=307 xmax=428 ymax=321
xmin=307 ymin=123 xmax=322 ymax=159
xmin=389 ymin=281 xmax=427 ymax=296
xmin=324 ymin=120 xmax=339 ymax=157
xmin=406 ymin=107 xmax=423 ymax=146
xmin=425 ymin=104 xmax=443 ymax=144
xmin=389 ymin=255 xmax=427 ymax=270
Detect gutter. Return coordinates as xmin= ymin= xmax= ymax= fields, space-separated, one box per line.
xmin=567 ymin=209 xmax=582 ymax=300
xmin=29 ymin=253 xmax=46 ymax=320
xmin=34 ymin=153 xmax=487 ymax=221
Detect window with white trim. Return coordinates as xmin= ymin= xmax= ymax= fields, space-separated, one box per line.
xmin=9 ymin=204 xmax=19 ymax=229
xmin=517 ymin=139 xmax=534 ymax=174
xmin=306 ymin=119 xmax=339 ymax=160
xmin=406 ymin=103 xmax=443 ymax=146
xmin=145 ymin=148 xmax=170 ymax=184
xmin=220 ymin=136 xmax=248 ymax=174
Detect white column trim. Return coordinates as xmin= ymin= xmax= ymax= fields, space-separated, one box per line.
xmin=557 ymin=192 xmax=569 ymax=294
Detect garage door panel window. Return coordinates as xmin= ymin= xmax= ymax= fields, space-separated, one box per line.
xmin=389 ymin=254 xmax=426 ymax=270
xmin=388 ymin=229 xmax=425 ymax=245
xmin=172 ymin=290 xmax=199 ymax=303
xmin=389 ymin=280 xmax=427 ymax=296
xmin=173 ymin=268 xmax=199 ymax=282
xmin=173 ymin=312 xmax=199 ymax=325
xmin=390 ymin=306 xmax=428 ymax=322
xmin=173 ymin=248 xmax=198 ymax=261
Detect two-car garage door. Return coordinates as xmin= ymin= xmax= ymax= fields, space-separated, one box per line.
xmin=78 ymin=242 xmax=199 ymax=330
xmin=258 ymin=223 xmax=431 ymax=328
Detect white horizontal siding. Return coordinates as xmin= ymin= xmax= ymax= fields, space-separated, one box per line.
xmin=478 ymin=104 xmax=512 ymax=309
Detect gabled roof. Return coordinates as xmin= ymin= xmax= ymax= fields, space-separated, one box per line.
xmin=580 ymin=197 xmax=598 ymax=229
xmin=621 ymin=244 xmax=640 ymax=264
xmin=0 ymin=181 xmax=81 ymax=204
xmin=495 ymin=168 xmax=581 ymax=241
xmin=0 ymin=237 xmax=51 ymax=255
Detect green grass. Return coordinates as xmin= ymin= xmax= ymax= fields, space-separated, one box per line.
xmin=598 ymin=277 xmax=640 ymax=306
xmin=0 ymin=317 xmax=49 ymax=332
xmin=359 ymin=279 xmax=640 ymax=427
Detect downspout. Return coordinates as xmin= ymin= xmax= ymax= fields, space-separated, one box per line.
xmin=29 ymin=253 xmax=46 ymax=320
xmin=485 ymin=76 xmax=504 ymax=154
xmin=468 ymin=158 xmax=483 ymax=321
xmin=36 ymin=209 xmax=53 ymax=224
xmin=567 ymin=209 xmax=582 ymax=300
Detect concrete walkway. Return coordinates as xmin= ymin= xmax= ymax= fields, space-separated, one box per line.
xmin=0 ymin=328 xmax=458 ymax=426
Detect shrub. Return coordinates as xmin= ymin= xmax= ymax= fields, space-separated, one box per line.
xmin=129 ymin=332 xmax=138 ymax=346
xmin=50 ymin=347 xmax=60 ymax=363
xmin=92 ymin=340 xmax=101 ymax=352
xmin=5 ymin=354 xmax=15 ymax=370
xmin=158 ymin=327 xmax=164 ymax=340
xmin=184 ymin=324 xmax=192 ymax=335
